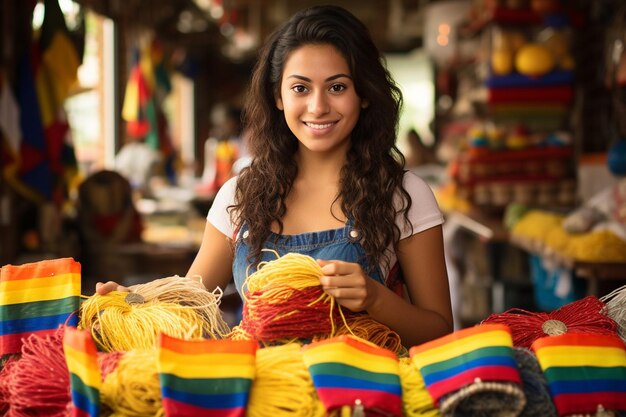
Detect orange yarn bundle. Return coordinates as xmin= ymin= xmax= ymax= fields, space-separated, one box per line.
xmin=482 ymin=296 xmax=618 ymax=348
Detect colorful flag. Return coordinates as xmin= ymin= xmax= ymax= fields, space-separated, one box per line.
xmin=532 ymin=332 xmax=626 ymax=416
xmin=63 ymin=326 xmax=101 ymax=417
xmin=301 ymin=335 xmax=403 ymax=417
xmin=157 ymin=334 xmax=258 ymax=417
xmin=0 ymin=257 xmax=81 ymax=355
xmin=409 ymin=324 xmax=521 ymax=406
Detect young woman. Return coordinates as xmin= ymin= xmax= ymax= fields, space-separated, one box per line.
xmin=99 ymin=5 xmax=453 ymax=347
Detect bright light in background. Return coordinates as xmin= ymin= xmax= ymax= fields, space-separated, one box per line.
xmin=32 ymin=0 xmax=81 ymax=30
xmin=386 ymin=50 xmax=435 ymax=152
xmin=424 ymin=0 xmax=471 ymax=66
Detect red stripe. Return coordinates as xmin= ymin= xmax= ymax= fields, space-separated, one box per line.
xmin=409 ymin=324 xmax=510 ymax=355
xmin=63 ymin=327 xmax=98 ymax=356
xmin=159 ymin=333 xmax=258 ymax=355
xmin=302 ymin=335 xmax=398 ymax=360
xmin=426 ymin=366 xmax=521 ymax=403
xmin=316 ymin=388 xmax=402 ymax=416
xmin=553 ymin=392 xmax=626 ymax=416
xmin=0 ymin=258 xmax=80 ymax=281
xmin=0 ymin=328 xmax=57 ymax=355
xmin=70 ymin=406 xmax=92 ymax=417
xmin=161 ymin=398 xmax=245 ymax=417
xmin=532 ymin=333 xmax=625 ymax=350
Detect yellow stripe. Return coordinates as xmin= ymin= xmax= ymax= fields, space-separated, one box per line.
xmin=303 ymin=344 xmax=398 ymax=374
xmin=157 ymin=361 xmax=255 ymax=379
xmin=412 ymin=330 xmax=512 ymax=367
xmin=0 ymin=281 xmax=80 ymax=306
xmin=159 ymin=349 xmax=256 ymax=368
xmin=0 ymin=273 xmax=80 ymax=292
xmin=64 ymin=346 xmax=101 ymax=388
xmin=536 ymin=346 xmax=626 ymax=368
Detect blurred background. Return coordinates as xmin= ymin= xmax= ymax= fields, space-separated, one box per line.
xmin=2 ymin=0 xmax=626 ymax=328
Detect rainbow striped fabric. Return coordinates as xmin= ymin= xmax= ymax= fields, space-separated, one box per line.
xmin=301 ymin=335 xmax=403 ymax=416
xmin=63 ymin=326 xmax=101 ymax=417
xmin=0 ymin=257 xmax=81 ymax=355
xmin=532 ymin=332 xmax=626 ymax=416
xmin=409 ymin=324 xmax=521 ymax=405
xmin=157 ymin=334 xmax=258 ymax=417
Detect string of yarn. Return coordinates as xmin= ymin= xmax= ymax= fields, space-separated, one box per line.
xmin=0 ymin=327 xmax=70 ymax=417
xmin=398 ymin=357 xmax=441 ymax=417
xmin=80 ymin=276 xmax=229 ymax=352
xmin=129 ymin=275 xmax=231 ymax=338
xmin=239 ymin=252 xmax=355 ymax=342
xmin=601 ymin=284 xmax=626 ymax=344
xmin=247 ymin=343 xmax=325 ymax=417
xmin=482 ymin=296 xmax=618 ymax=348
xmin=100 ymin=349 xmax=164 ymax=417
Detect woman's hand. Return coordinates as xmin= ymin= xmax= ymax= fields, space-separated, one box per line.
xmin=95 ymin=281 xmax=130 ymax=295
xmin=317 ymin=259 xmax=380 ymax=312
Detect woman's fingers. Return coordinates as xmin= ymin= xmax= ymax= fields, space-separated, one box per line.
xmin=95 ymin=281 xmax=129 ymax=295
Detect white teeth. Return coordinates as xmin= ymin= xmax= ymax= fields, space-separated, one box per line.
xmin=305 ymin=122 xmax=334 ymax=129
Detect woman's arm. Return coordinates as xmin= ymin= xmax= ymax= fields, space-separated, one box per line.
xmin=186 ymin=221 xmax=234 ymax=292
xmin=319 ymin=225 xmax=453 ymax=348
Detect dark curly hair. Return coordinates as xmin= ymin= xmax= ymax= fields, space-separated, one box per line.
xmin=232 ymin=5 xmax=411 ymax=271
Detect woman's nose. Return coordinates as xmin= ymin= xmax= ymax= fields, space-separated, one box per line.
xmin=308 ymin=90 xmax=330 ymax=115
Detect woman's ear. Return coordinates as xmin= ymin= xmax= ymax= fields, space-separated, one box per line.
xmin=276 ymin=96 xmax=284 ymax=110
xmin=361 ymin=99 xmax=369 ymax=109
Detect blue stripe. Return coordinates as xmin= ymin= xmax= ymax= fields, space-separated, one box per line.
xmin=71 ymin=390 xmax=99 ymax=417
xmin=0 ymin=312 xmax=72 ymax=336
xmin=161 ymin=386 xmax=249 ymax=408
xmin=311 ymin=374 xmax=402 ymax=395
xmin=549 ymin=379 xmax=626 ymax=395
xmin=422 ymin=355 xmax=517 ymax=386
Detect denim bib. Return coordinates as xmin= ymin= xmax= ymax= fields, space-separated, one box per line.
xmin=232 ymin=223 xmax=384 ymax=298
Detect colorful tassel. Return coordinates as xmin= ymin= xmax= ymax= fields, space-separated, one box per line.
xmin=482 ymin=296 xmax=618 ymax=348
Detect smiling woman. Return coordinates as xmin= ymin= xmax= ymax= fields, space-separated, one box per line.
xmin=98 ymin=5 xmax=453 ymax=350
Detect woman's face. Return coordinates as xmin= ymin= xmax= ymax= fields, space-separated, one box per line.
xmin=276 ymin=43 xmax=365 ymax=156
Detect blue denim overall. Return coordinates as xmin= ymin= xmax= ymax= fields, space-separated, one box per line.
xmin=232 ymin=223 xmax=384 ymax=298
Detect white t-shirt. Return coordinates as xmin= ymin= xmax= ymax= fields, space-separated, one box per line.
xmin=207 ymin=171 xmax=444 ymax=280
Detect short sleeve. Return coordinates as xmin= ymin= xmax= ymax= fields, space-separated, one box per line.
xmin=207 ymin=176 xmax=238 ymax=238
xmin=398 ymin=171 xmax=444 ymax=240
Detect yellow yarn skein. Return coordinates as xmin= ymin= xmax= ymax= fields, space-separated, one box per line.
xmin=100 ymin=349 xmax=164 ymax=417
xmin=80 ymin=276 xmax=229 ymax=352
xmin=399 ymin=357 xmax=441 ymax=417
xmin=247 ymin=343 xmax=325 ymax=417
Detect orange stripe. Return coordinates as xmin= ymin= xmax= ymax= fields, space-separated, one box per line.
xmin=1 ymin=258 xmax=81 ymax=281
xmin=63 ymin=327 xmax=98 ymax=356
xmin=159 ymin=333 xmax=258 ymax=355
xmin=301 ymin=335 xmax=397 ymax=360
xmin=410 ymin=324 xmax=510 ymax=355
xmin=532 ymin=333 xmax=624 ymax=350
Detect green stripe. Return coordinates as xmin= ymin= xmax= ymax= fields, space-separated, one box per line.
xmin=0 ymin=296 xmax=78 ymax=321
xmin=420 ymin=346 xmax=512 ymax=375
xmin=308 ymin=363 xmax=399 ymax=385
xmin=544 ymin=366 xmax=626 ymax=382
xmin=69 ymin=373 xmax=99 ymax=401
xmin=159 ymin=374 xmax=252 ymax=395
